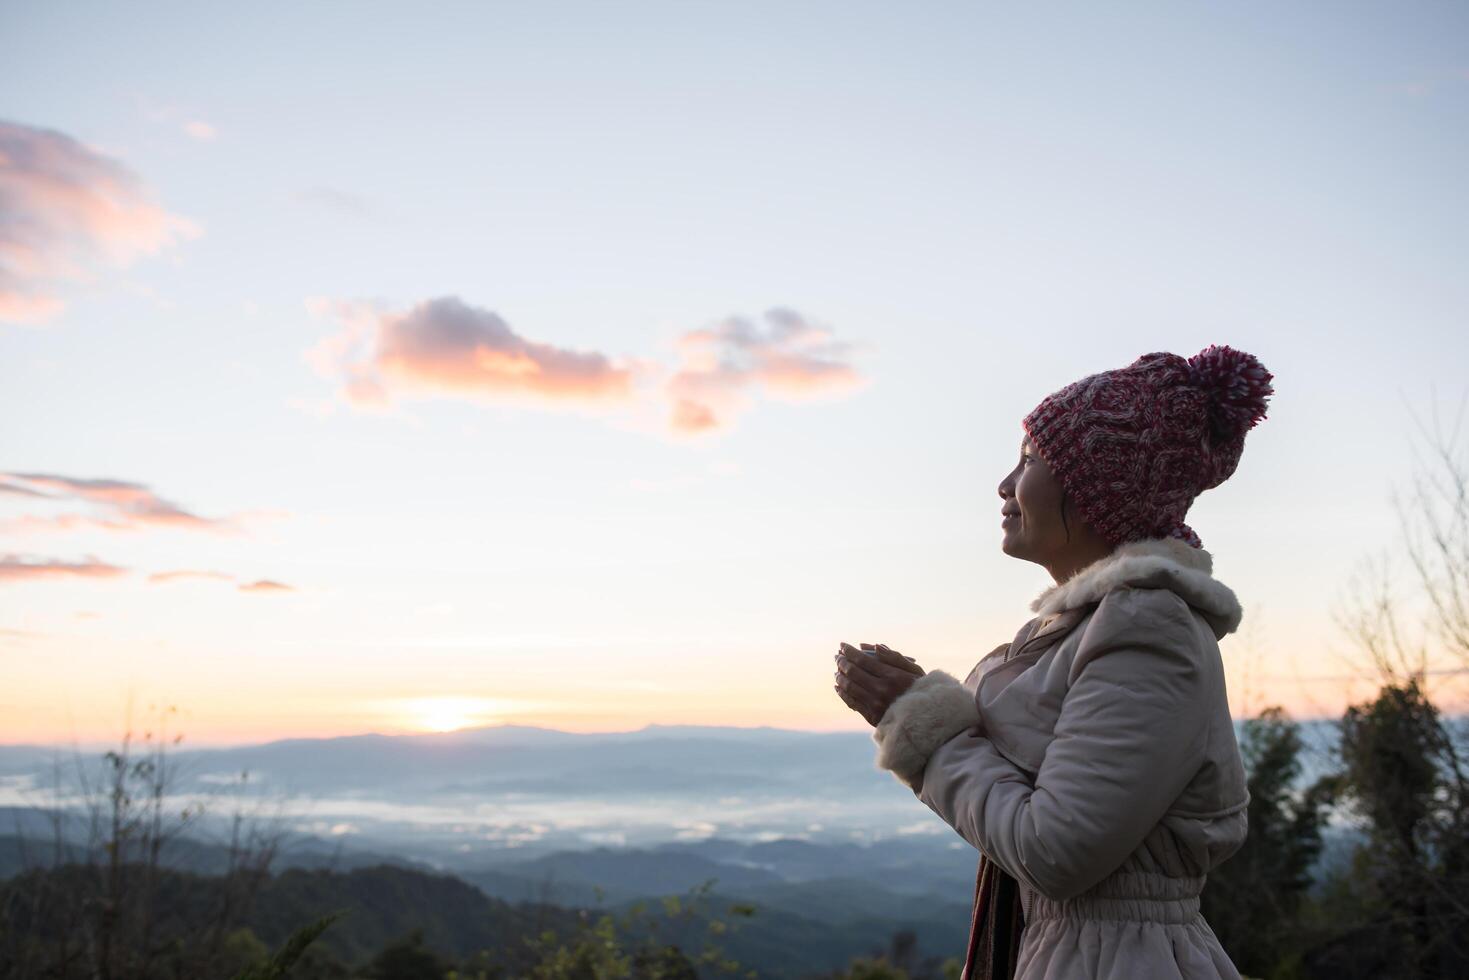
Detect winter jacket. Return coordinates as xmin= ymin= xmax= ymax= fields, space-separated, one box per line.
xmin=872 ymin=536 xmax=1251 ymax=980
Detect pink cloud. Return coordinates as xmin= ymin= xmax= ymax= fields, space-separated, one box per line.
xmin=0 ymin=119 xmax=200 ymax=325
xmin=0 ymin=291 xmax=64 ymax=323
xmin=307 ymin=298 xmax=866 ymax=436
xmin=0 ymin=471 xmax=242 ymax=534
xmin=0 ymin=473 xmax=290 ymax=595
xmin=664 ymin=307 xmax=866 ymax=433
xmin=0 ymin=513 xmax=130 ymax=533
xmin=133 ymin=95 xmax=219 ymax=143
xmin=670 ymin=398 xmax=719 ymax=433
xmin=238 ymin=579 xmax=293 ymax=593
xmin=148 ymin=569 xmax=235 ymax=584
xmin=0 ymin=554 xmax=128 ymax=582
xmin=306 ymin=295 xmax=640 ymax=408
xmin=0 ymin=481 xmax=52 ymax=498
xmin=149 ymin=569 xmax=294 ymax=592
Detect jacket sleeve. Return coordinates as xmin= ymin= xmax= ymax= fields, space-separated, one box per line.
xmin=873 ymin=589 xmax=1211 ymax=902
xmin=870 ymin=670 xmax=983 ymax=785
xmin=870 ymin=641 xmax=1010 ymax=788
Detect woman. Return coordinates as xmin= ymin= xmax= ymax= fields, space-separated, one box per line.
xmin=834 ymin=345 xmax=1272 ymax=980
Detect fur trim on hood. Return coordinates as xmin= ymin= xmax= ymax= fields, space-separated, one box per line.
xmin=872 ymin=536 xmax=1245 ymax=791
xmin=1029 ymin=535 xmax=1243 ymax=639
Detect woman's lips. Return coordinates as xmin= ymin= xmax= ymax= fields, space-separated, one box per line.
xmin=1002 ymin=513 xmax=1019 ymax=526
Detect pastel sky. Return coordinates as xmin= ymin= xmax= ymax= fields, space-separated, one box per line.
xmin=2 ymin=1 xmax=1467 ymax=746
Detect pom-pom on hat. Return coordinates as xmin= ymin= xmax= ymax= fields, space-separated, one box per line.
xmin=1021 ymin=344 xmax=1273 ymax=550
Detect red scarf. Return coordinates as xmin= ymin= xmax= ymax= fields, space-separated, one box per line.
xmin=961 ymin=852 xmax=1025 ymax=980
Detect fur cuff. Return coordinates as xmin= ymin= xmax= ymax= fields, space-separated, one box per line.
xmin=871 ymin=670 xmax=980 ymax=791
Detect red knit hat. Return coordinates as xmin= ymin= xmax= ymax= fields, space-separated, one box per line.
xmin=1021 ymin=345 xmax=1273 ymax=550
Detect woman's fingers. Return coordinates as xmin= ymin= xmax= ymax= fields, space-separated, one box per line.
xmin=834 ymin=677 xmax=880 ymax=726
xmin=847 ymin=641 xmax=923 ymax=677
xmin=835 ymin=642 xmax=917 ymax=727
xmin=871 ymin=645 xmax=925 ymax=676
xmin=839 ymin=660 xmax=885 ymax=701
xmin=835 ymin=684 xmax=876 ymax=725
xmin=836 ymin=658 xmax=884 ymax=712
xmin=873 ymin=642 xmax=922 ymax=668
xmin=842 ymin=646 xmax=910 ymax=684
xmin=840 ymin=645 xmax=885 ymax=678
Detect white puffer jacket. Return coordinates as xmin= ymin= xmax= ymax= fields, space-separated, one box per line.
xmin=872 ymin=536 xmax=1251 ymax=980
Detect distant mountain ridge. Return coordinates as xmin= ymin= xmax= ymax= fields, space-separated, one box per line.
xmin=0 ymin=717 xmax=1352 ymax=793
xmin=0 ymin=717 xmax=1362 ymax=896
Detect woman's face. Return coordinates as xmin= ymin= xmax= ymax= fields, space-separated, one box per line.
xmin=997 ymin=434 xmax=1070 ymax=563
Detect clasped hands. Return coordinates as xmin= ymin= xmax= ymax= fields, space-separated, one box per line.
xmin=833 ymin=641 xmax=926 ymax=727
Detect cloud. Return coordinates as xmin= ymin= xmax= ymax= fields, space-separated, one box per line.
xmin=0 ymin=481 xmax=51 ymax=498
xmin=0 ymin=290 xmax=64 ymax=323
xmin=133 ymin=94 xmax=220 ymax=142
xmin=238 ymin=579 xmax=293 ymax=593
xmin=306 ymin=298 xmax=866 ymax=435
xmin=306 ymin=295 xmax=642 ymax=409
xmin=663 ymin=307 xmax=866 ymax=433
xmin=147 ymin=569 xmax=234 ymax=584
xmin=0 ymin=474 xmax=292 ymax=593
xmin=148 ymin=569 xmax=295 ymax=593
xmin=0 ymin=554 xmax=128 ymax=582
xmin=0 ymin=119 xmax=200 ymax=325
xmin=0 ymin=471 xmax=240 ymax=534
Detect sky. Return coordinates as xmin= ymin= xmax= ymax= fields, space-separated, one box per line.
xmin=2 ymin=1 xmax=1467 ymax=747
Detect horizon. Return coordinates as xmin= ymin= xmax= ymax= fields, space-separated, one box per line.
xmin=4 ymin=1 xmax=1469 ymax=745
xmin=4 ymin=709 xmax=1451 ymax=755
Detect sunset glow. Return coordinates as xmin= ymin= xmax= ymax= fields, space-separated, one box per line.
xmin=3 ymin=3 xmax=1467 ymax=748
xmin=396 ymin=697 xmax=519 ymax=734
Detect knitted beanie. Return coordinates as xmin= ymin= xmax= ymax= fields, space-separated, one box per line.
xmin=1021 ymin=344 xmax=1273 ymax=550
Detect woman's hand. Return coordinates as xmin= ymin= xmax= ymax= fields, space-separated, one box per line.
xmin=834 ymin=641 xmax=926 ymax=727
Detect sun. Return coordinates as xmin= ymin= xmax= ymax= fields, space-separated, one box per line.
xmin=401 ymin=697 xmax=502 ymax=733
xmin=381 ymin=695 xmax=549 ymax=734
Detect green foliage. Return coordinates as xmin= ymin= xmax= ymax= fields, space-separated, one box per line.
xmin=845 ymin=957 xmax=909 ymax=980
xmin=220 ymin=928 xmax=271 ymax=976
xmin=364 ymin=928 xmax=457 ymax=980
xmin=1201 ymin=706 xmax=1334 ymax=978
xmin=1336 ymin=679 xmax=1457 ymax=862
xmin=230 ymin=911 xmax=342 ymax=980
xmin=801 ymin=925 xmax=950 ymax=980
xmin=1307 ymin=679 xmax=1469 ymax=977
xmin=518 ymin=877 xmax=750 ymax=980
xmin=1199 ymin=682 xmax=1469 ymax=979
